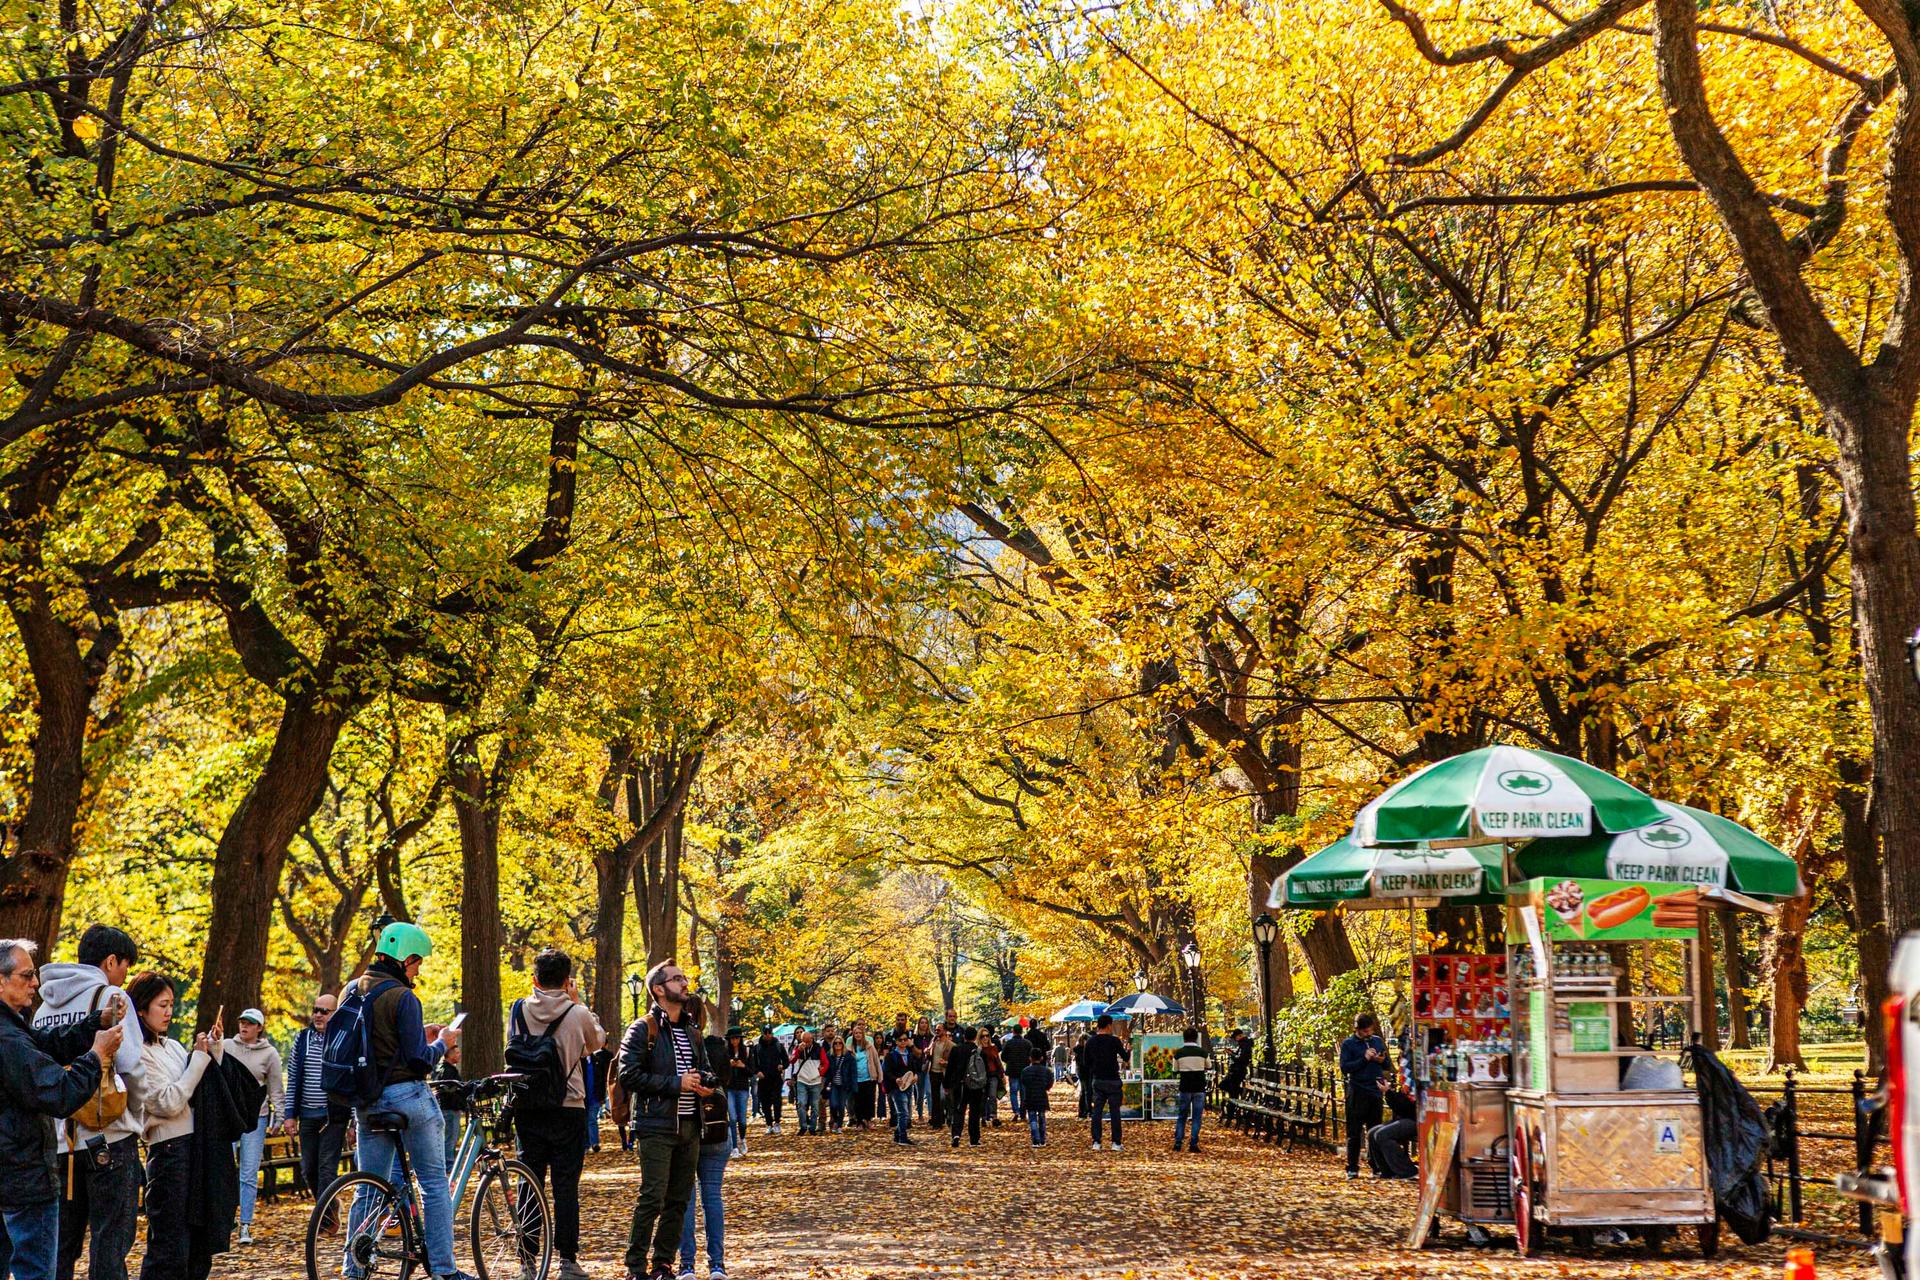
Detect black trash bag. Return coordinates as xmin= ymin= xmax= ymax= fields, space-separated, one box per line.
xmin=1686 ymin=1045 xmax=1773 ymax=1245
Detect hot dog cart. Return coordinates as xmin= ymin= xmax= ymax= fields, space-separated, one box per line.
xmin=1271 ymin=746 xmax=1801 ymax=1256
xmin=1499 ymin=876 xmax=1722 ymax=1256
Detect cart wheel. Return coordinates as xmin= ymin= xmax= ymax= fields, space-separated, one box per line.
xmin=1510 ymin=1122 xmax=1542 ymax=1257
xmin=1695 ymin=1220 xmax=1720 ymax=1260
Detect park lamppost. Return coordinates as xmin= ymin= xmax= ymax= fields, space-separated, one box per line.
xmin=1179 ymin=939 xmax=1202 ymax=1018
xmin=1252 ymin=912 xmax=1278 ymax=1066
xmin=625 ymin=971 xmax=644 ymax=1021
xmin=1102 ymin=978 xmax=1115 ymax=1006
xmin=730 ymin=996 xmax=742 ymax=1028
xmin=763 ymin=1002 xmax=776 ymax=1028
xmin=1133 ymin=970 xmax=1148 ymax=994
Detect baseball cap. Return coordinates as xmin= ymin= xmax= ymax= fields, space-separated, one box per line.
xmin=239 ymin=1008 xmax=265 ymax=1026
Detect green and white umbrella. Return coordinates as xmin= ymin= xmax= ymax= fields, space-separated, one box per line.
xmin=1271 ymin=836 xmax=1508 ymax=909
xmin=1518 ymin=801 xmax=1800 ymax=899
xmin=1350 ymin=745 xmax=1664 ymax=847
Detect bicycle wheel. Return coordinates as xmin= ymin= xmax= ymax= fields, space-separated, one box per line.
xmin=308 ymin=1172 xmax=419 ymax=1280
xmin=469 ymin=1159 xmax=552 ymax=1280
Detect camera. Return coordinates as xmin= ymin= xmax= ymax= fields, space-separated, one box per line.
xmin=86 ymin=1135 xmax=110 ymax=1171
xmin=697 ymin=1071 xmax=719 ymax=1090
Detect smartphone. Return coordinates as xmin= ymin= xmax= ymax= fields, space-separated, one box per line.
xmin=448 ymin=1013 xmax=467 ymax=1031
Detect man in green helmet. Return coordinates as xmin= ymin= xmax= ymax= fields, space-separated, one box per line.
xmin=346 ymin=921 xmax=470 ymax=1280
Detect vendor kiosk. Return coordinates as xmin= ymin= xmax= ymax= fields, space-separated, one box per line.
xmin=1499 ymin=876 xmax=1726 ymax=1256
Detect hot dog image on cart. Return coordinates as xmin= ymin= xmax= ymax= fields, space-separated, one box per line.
xmin=1274 ymin=746 xmax=1799 ymax=1256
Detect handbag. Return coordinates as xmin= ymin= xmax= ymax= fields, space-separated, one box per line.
xmin=896 ymin=1070 xmax=918 ymax=1093
xmin=74 ymin=987 xmax=128 ymax=1130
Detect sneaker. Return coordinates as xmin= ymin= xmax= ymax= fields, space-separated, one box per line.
xmin=1188 ymin=1143 xmax=1200 ymax=1153
xmin=237 ymin=1225 xmax=253 ymax=1246
xmin=1346 ymin=1169 xmax=1360 ymax=1180
xmin=1111 ymin=1142 xmax=1122 ymax=1152
xmin=435 ymin=1272 xmax=480 ymax=1280
xmin=709 ymin=1271 xmax=728 ymax=1280
xmin=676 ymin=1270 xmax=696 ymax=1280
xmin=1092 ymin=1141 xmax=1104 ymax=1151
xmin=950 ymin=1135 xmax=960 ymax=1148
xmin=557 ymin=1262 xmax=591 ymax=1280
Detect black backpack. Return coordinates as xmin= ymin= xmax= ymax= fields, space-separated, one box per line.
xmin=322 ymin=978 xmax=401 ymax=1107
xmin=504 ymin=1001 xmax=575 ymax=1108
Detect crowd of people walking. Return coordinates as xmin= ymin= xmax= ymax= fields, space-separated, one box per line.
xmin=0 ymin=919 xmax=1231 ymax=1280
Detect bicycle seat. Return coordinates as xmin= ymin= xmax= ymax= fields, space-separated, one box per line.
xmin=362 ymin=1110 xmax=410 ymax=1134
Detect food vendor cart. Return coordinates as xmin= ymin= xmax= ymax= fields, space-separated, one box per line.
xmin=1274 ymin=748 xmax=1800 ymax=1257
xmin=1501 ymin=875 xmax=1721 ymax=1256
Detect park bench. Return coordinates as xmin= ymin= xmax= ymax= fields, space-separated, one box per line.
xmin=1223 ymin=1064 xmax=1339 ymax=1150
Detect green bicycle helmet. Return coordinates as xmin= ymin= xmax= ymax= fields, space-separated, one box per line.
xmin=376 ymin=920 xmax=434 ymax=962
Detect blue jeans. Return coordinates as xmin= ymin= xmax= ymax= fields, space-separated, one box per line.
xmin=1028 ymin=1110 xmax=1046 ymax=1145
xmin=828 ymin=1084 xmax=849 ymax=1130
xmin=677 ymin=1144 xmax=727 ymax=1275
xmin=1007 ymin=1074 xmax=1024 ymax=1116
xmin=795 ymin=1081 xmax=823 ymax=1134
xmin=726 ymin=1089 xmax=751 ymax=1150
xmin=235 ymin=1113 xmax=268 ymax=1225
xmin=1175 ymin=1091 xmax=1204 ymax=1147
xmin=891 ymin=1089 xmax=912 ymax=1141
xmin=0 ymin=1201 xmax=58 ymax=1280
xmin=441 ymin=1110 xmax=463 ymax=1177
xmin=587 ymin=1101 xmax=601 ymax=1152
xmin=352 ymin=1081 xmax=453 ymax=1277
xmin=912 ymin=1071 xmax=930 ymax=1118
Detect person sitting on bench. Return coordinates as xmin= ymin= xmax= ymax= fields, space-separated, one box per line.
xmin=1366 ymin=1088 xmax=1419 ymax=1179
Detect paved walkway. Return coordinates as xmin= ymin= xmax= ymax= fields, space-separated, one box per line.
xmin=230 ymin=1105 xmax=1868 ymax=1279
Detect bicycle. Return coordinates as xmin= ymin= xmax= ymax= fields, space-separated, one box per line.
xmin=306 ymin=1073 xmax=552 ymax=1280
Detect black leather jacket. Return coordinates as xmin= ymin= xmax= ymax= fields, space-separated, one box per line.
xmin=614 ymin=1008 xmax=712 ymax=1136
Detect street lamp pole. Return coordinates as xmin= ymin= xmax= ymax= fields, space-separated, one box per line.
xmin=1252 ymin=912 xmax=1278 ymax=1066
xmin=1180 ymin=939 xmax=1207 ymax=1051
xmin=625 ymin=971 xmax=644 ymax=1022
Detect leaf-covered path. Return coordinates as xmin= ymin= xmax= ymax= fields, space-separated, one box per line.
xmin=231 ymin=1104 xmax=1877 ymax=1279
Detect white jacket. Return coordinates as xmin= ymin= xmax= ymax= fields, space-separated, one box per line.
xmin=141 ymin=1038 xmax=221 ymax=1145
xmin=31 ymin=963 xmax=146 ymax=1152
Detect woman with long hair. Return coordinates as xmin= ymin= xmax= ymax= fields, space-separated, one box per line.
xmin=130 ymin=971 xmax=223 ymax=1280
xmin=723 ymin=1028 xmax=753 ymax=1157
xmin=847 ymin=1028 xmax=880 ymax=1129
xmin=826 ymin=1035 xmax=851 ymax=1134
xmin=679 ymin=998 xmax=731 ymax=1280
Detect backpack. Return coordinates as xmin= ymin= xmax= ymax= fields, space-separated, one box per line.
xmin=965 ymin=1045 xmax=989 ymax=1090
xmin=322 ymin=977 xmax=401 ymax=1107
xmin=505 ymin=1001 xmax=575 ymax=1109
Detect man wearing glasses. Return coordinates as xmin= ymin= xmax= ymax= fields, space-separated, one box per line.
xmin=283 ymin=993 xmax=345 ymax=1204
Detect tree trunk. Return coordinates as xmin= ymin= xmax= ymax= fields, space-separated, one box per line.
xmin=1721 ymin=908 xmax=1752 ymax=1051
xmin=1693 ymin=904 xmax=1720 ymax=1051
xmin=0 ymin=589 xmax=99 ymax=953
xmin=1838 ymin=753 xmax=1891 ymax=1076
xmin=634 ymin=807 xmax=683 ymax=970
xmin=1765 ymin=891 xmax=1812 ymax=1073
xmin=197 ymin=695 xmax=349 ymax=1027
xmin=591 ymin=849 xmax=629 ymax=1035
xmin=450 ymin=739 xmax=504 ymax=1078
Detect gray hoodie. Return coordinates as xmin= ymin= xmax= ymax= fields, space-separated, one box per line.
xmin=31 ymin=963 xmax=147 ymax=1152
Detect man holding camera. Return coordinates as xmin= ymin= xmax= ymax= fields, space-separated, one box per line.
xmin=615 ymin=961 xmax=714 ymax=1280
xmin=0 ymin=938 xmax=124 ymax=1280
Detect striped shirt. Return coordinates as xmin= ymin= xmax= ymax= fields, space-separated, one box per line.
xmin=287 ymin=1027 xmax=329 ymax=1117
xmin=670 ymin=1024 xmax=696 ymax=1116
